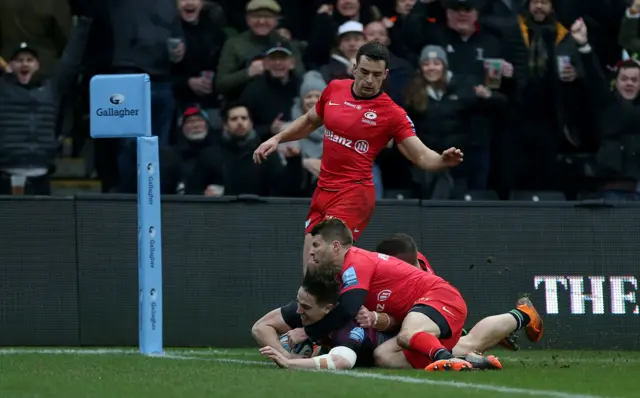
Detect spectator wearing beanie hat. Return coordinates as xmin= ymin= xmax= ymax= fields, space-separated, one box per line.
xmin=419 ymin=45 xmax=451 ymax=80
xmin=179 ymin=107 xmax=211 ymax=142
xmin=403 ymin=44 xmax=506 ymax=198
xmin=286 ymin=71 xmax=327 ymax=180
xmin=159 ymin=107 xmax=215 ymax=195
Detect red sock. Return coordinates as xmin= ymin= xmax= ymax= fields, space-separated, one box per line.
xmin=409 ymin=332 xmax=453 ymax=361
xmin=403 ymin=349 xmax=432 ymax=369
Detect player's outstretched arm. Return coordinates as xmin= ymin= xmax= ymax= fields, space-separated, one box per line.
xmin=253 ymin=107 xmax=323 ymax=164
xmin=260 ymin=345 xmax=357 ymax=370
xmin=397 ymin=136 xmax=463 ymax=172
xmin=252 ymin=307 xmax=295 ymax=357
xmin=276 ymin=106 xmax=324 ymax=144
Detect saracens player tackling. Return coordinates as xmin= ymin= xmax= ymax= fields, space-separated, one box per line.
xmin=364 ymin=233 xmax=544 ymax=369
xmin=253 ymin=41 xmax=463 ymax=274
xmin=297 ymin=219 xmax=474 ymax=371
xmin=252 ymin=269 xmax=500 ymax=371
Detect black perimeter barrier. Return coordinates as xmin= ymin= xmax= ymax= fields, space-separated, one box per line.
xmin=1 ymin=195 xmax=639 ymax=350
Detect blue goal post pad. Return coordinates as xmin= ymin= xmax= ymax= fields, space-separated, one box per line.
xmin=90 ymin=74 xmax=152 ymax=139
xmin=137 ymin=135 xmax=163 ymax=355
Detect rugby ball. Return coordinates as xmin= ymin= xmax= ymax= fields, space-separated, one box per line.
xmin=279 ymin=334 xmax=314 ymax=358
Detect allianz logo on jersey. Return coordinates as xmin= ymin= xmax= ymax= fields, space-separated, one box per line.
xmin=344 ymin=101 xmax=362 ymax=110
xmin=325 ymin=129 xmax=369 ymax=154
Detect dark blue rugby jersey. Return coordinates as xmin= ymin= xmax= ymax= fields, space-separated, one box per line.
xmin=280 ymin=301 xmax=395 ymax=368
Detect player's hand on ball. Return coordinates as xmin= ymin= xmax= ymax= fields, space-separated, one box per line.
xmin=356 ymin=306 xmax=375 ymax=328
xmin=441 ymin=147 xmax=463 ymax=167
xmin=253 ymin=137 xmax=280 ymax=164
xmin=287 ymin=328 xmax=309 ymax=346
xmin=260 ymin=346 xmax=290 ymax=368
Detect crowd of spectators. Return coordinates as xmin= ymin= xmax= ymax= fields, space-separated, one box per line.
xmin=0 ymin=0 xmax=639 ymax=201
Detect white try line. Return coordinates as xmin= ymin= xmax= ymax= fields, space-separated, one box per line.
xmin=0 ymin=348 xmax=619 ymax=398
xmin=0 ymin=348 xmax=140 ymax=355
xmin=1 ymin=348 xmax=637 ymax=365
xmin=498 ymin=357 xmax=640 ymax=365
xmin=165 ymin=349 xmax=640 ymax=365
xmin=162 ymin=354 xmax=618 ymax=398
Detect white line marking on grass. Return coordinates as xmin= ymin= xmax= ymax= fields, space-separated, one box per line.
xmin=172 ymin=349 xmax=640 ymax=365
xmin=0 ymin=348 xmax=139 ymax=355
xmin=189 ymin=355 xmax=617 ymax=398
xmin=2 ymin=349 xmax=637 ymax=365
xmin=159 ymin=352 xmax=620 ymax=398
xmin=498 ymin=357 xmax=640 ymax=364
xmin=163 ymin=353 xmax=271 ymax=366
xmin=181 ymin=349 xmax=257 ymax=356
xmin=331 ymin=369 xmax=614 ymax=398
xmin=0 ymin=348 xmax=621 ymax=398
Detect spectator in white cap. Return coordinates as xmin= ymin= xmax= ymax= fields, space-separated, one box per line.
xmin=304 ymin=0 xmax=382 ymax=69
xmin=363 ymin=20 xmax=414 ymax=105
xmin=317 ymin=21 xmax=366 ymax=83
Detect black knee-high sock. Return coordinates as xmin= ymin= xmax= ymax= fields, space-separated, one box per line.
xmin=508 ymin=309 xmax=531 ymax=331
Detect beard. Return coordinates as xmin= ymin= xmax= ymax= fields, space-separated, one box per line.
xmin=185 ymin=130 xmax=207 ymax=141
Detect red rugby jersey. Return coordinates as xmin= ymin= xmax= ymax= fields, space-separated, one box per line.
xmin=315 ymin=79 xmax=416 ymax=190
xmin=340 ymin=247 xmax=448 ymax=321
xmin=417 ymin=251 xmax=435 ymax=274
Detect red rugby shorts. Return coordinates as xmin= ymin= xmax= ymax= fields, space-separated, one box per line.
xmin=305 ymin=185 xmax=376 ymax=241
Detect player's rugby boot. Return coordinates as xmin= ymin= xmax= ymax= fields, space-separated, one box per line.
xmin=461 ymin=352 xmax=503 ymax=370
xmin=425 ymin=358 xmax=473 ymax=372
xmin=516 ymin=296 xmax=544 ymax=343
xmin=498 ymin=332 xmax=520 ymax=351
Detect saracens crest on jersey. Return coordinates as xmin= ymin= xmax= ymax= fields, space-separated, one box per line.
xmin=362 ymin=110 xmax=377 ymax=126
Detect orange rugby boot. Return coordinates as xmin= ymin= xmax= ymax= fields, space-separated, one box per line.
xmin=516 ymin=296 xmax=544 ymax=343
xmin=425 ymin=358 xmax=473 ymax=372
xmin=498 ymin=332 xmax=520 ymax=351
xmin=462 ymin=352 xmax=503 ymax=370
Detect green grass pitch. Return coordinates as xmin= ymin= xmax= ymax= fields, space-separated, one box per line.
xmin=0 ymin=348 xmax=638 ymax=397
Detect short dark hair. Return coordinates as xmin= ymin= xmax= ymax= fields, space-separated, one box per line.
xmin=301 ymin=268 xmax=341 ymax=305
xmin=309 ymin=218 xmax=354 ymax=246
xmin=618 ymin=59 xmax=640 ymax=74
xmin=355 ymin=40 xmax=390 ymax=68
xmin=376 ymin=233 xmax=418 ymax=265
xmin=222 ymin=101 xmax=251 ymax=123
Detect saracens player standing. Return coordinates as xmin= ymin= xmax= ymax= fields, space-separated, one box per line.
xmin=298 ymin=219 xmax=474 ymax=371
xmin=253 ymin=41 xmax=463 ymax=274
